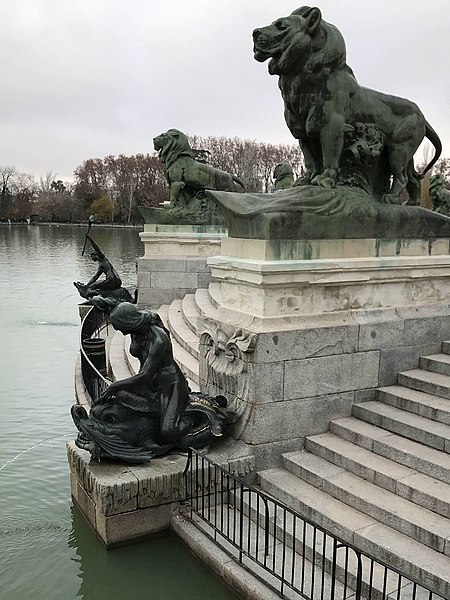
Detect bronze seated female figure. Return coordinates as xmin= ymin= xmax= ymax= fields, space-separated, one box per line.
xmin=72 ymin=302 xmax=236 ymax=463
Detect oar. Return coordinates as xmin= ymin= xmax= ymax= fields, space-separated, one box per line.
xmin=81 ymin=215 xmax=95 ymax=256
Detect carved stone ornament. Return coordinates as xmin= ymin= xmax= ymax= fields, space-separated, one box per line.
xmin=199 ymin=327 xmax=256 ymax=417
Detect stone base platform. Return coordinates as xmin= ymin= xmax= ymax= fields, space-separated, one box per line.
xmin=210 ymin=236 xmax=450 ymax=317
xmin=68 ymin=438 xmax=254 ymax=547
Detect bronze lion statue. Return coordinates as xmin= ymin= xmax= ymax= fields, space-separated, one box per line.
xmin=430 ymin=173 xmax=450 ymax=215
xmin=273 ymin=161 xmax=295 ymax=190
xmin=253 ymin=6 xmax=441 ymax=203
xmin=153 ymin=129 xmax=245 ymax=205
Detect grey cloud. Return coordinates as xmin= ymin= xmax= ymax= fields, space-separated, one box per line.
xmin=1 ymin=0 xmax=449 ymax=181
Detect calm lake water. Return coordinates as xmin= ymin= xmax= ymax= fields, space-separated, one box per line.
xmin=0 ymin=224 xmax=237 ymax=600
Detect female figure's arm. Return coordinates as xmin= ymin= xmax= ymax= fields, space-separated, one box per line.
xmin=86 ymin=266 xmax=103 ymax=287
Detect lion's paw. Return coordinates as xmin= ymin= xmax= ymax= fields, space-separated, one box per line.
xmin=311 ymin=173 xmax=337 ymax=188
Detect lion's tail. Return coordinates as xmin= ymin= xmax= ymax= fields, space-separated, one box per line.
xmin=421 ymin=121 xmax=442 ymax=178
xmin=233 ymin=175 xmax=246 ymax=192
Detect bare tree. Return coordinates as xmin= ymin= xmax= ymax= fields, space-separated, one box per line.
xmin=7 ymin=172 xmax=37 ymax=220
xmin=0 ymin=166 xmax=17 ymax=218
xmin=187 ymin=134 xmax=304 ymax=192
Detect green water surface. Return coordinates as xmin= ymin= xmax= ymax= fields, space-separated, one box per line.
xmin=0 ymin=224 xmax=237 ymax=600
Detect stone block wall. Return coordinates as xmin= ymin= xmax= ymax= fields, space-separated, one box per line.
xmin=137 ymin=224 xmax=226 ymax=309
xmin=137 ymin=256 xmax=213 ymax=308
xmin=198 ymin=304 xmax=450 ymax=469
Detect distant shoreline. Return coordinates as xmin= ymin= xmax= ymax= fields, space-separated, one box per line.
xmin=0 ymin=221 xmax=144 ymax=230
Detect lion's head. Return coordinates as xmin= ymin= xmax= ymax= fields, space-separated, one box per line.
xmin=273 ymin=161 xmax=295 ymax=190
xmin=253 ymin=6 xmax=347 ymax=76
xmin=153 ymin=129 xmax=194 ymax=167
xmin=274 ymin=161 xmax=294 ymax=180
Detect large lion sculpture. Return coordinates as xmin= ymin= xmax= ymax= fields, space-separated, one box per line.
xmin=253 ymin=6 xmax=441 ymax=203
xmin=153 ymin=129 xmax=245 ymax=205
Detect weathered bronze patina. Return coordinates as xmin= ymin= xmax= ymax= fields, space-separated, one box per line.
xmin=273 ymin=161 xmax=295 ymax=191
xmin=430 ymin=174 xmax=450 ymax=215
xmin=154 ymin=129 xmax=245 ymax=204
xmin=139 ymin=129 xmax=244 ymax=226
xmin=204 ymin=7 xmax=450 ymax=240
xmin=206 ymin=185 xmax=450 ymax=240
xmin=71 ymin=301 xmax=236 ymax=462
xmin=252 ymin=6 xmax=441 ymax=203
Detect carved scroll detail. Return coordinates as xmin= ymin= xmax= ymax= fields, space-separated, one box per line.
xmin=199 ymin=327 xmax=256 ymax=416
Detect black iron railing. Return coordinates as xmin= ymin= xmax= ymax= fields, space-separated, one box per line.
xmin=80 ymin=305 xmax=110 ymax=402
xmin=184 ymin=448 xmax=440 ymax=600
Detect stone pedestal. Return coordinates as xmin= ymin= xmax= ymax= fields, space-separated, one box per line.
xmin=198 ymin=237 xmax=450 ymax=469
xmin=137 ymin=224 xmax=227 ymax=309
xmin=68 ymin=438 xmax=254 ymax=547
xmin=68 ymin=442 xmax=186 ymax=546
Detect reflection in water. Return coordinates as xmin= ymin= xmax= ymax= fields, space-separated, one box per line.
xmin=69 ymin=506 xmax=237 ymax=600
xmin=0 ymin=225 xmax=237 ymax=600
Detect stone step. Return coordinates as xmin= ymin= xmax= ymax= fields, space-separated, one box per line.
xmin=420 ymin=353 xmax=450 ymax=377
xmin=195 ymin=287 xmax=220 ymax=319
xmin=329 ymin=416 xmax=450 ymax=484
xmin=257 ymin=468 xmax=450 ymax=598
xmin=171 ymin=335 xmax=199 ymax=389
xmin=157 ymin=303 xmax=170 ymax=330
xmin=304 ymin=432 xmax=450 ymax=518
xmin=158 ymin=304 xmax=199 ymax=389
xmin=181 ymin=293 xmax=200 ymax=334
xmin=208 ymin=282 xmax=222 ymax=308
xmin=377 ymin=385 xmax=450 ymax=426
xmin=109 ymin=329 xmax=133 ymax=381
xmin=229 ymin=489 xmax=373 ymax=599
xmin=168 ymin=299 xmax=199 ymax=359
xmin=352 ymin=401 xmax=450 ymax=453
xmin=171 ymin=513 xmax=285 ymax=600
xmin=398 ymin=368 xmax=450 ymax=400
xmin=281 ymin=451 xmax=450 ymax=555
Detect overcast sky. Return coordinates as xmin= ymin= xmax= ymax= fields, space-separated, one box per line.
xmin=1 ymin=0 xmax=449 ymax=182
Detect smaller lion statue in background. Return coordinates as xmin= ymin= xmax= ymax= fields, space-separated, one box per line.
xmin=154 ymin=129 xmax=245 ymax=205
xmin=430 ymin=173 xmax=450 ymax=215
xmin=273 ymin=161 xmax=295 ymax=190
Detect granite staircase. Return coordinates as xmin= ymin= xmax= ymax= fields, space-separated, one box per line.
xmin=256 ymin=343 xmax=450 ymax=599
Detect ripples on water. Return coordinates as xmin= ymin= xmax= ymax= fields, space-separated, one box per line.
xmin=0 ymin=225 xmax=237 ymax=600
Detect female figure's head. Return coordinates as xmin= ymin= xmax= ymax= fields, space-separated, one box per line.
xmin=109 ymin=302 xmax=146 ymax=334
xmin=109 ymin=302 xmax=166 ymax=335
